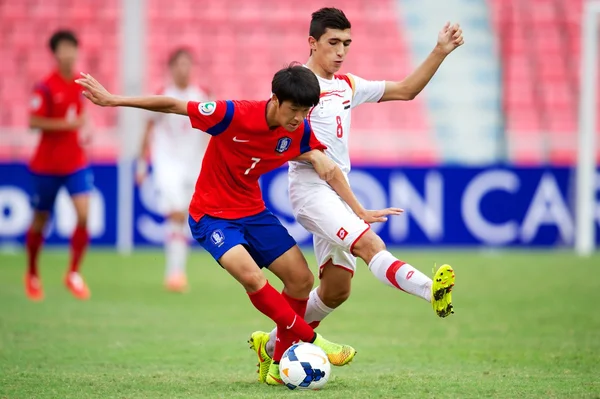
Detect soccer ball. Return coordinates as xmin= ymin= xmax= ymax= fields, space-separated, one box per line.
xmin=280 ymin=343 xmax=331 ymax=390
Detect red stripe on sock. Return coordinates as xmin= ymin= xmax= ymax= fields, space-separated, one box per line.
xmin=386 ymin=260 xmax=406 ymax=292
xmin=309 ymin=321 xmax=321 ymax=329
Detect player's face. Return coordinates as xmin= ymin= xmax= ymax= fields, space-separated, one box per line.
xmin=277 ymin=101 xmax=311 ymax=132
xmin=311 ymin=28 xmax=352 ymax=74
xmin=54 ymin=41 xmax=78 ymax=71
xmin=170 ymin=54 xmax=193 ymax=86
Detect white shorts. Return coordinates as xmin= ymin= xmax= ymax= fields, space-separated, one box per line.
xmin=290 ymin=180 xmax=369 ymax=277
xmin=153 ymin=163 xmax=197 ymax=215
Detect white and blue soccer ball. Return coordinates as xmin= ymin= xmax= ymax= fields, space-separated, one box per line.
xmin=280 ymin=343 xmax=331 ymax=390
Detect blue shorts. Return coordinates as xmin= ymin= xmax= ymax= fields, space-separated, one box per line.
xmin=189 ymin=209 xmax=297 ymax=268
xmin=30 ymin=167 xmax=94 ymax=212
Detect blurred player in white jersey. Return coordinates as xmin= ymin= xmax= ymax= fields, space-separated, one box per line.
xmin=251 ymin=8 xmax=465 ymax=363
xmin=137 ymin=48 xmax=210 ymax=292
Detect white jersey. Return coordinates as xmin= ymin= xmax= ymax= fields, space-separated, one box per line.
xmin=288 ymin=73 xmax=385 ymax=184
xmin=150 ymin=84 xmax=210 ymax=172
xmin=287 ymin=72 xmax=386 ymax=273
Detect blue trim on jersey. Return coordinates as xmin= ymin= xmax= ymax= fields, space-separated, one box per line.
xmin=206 ymin=100 xmax=234 ymax=136
xmin=300 ymin=120 xmax=312 ymax=154
xmin=34 ymin=82 xmax=53 ymax=116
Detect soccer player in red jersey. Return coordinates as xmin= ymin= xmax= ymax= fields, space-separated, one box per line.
xmin=25 ymin=30 xmax=92 ymax=301
xmin=76 ymin=64 xmax=395 ymax=384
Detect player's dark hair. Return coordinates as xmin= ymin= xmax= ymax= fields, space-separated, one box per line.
xmin=272 ymin=63 xmax=320 ymax=108
xmin=49 ymin=30 xmax=78 ymax=53
xmin=309 ymin=8 xmax=351 ymax=41
xmin=168 ymin=47 xmax=193 ymax=66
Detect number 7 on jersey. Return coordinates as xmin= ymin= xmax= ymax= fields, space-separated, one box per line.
xmin=244 ymin=157 xmax=261 ymax=175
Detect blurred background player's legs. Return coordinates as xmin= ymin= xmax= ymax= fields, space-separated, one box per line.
xmin=164 ymin=210 xmax=190 ymax=292
xmin=25 ymin=171 xmax=63 ymax=301
xmin=155 ymin=168 xmax=193 ymax=292
xmin=63 ymin=167 xmax=93 ymax=300
xmin=25 ymin=210 xmax=50 ymax=301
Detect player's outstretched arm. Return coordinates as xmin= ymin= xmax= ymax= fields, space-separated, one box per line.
xmin=295 ymin=150 xmax=403 ymax=223
xmin=75 ymin=73 xmax=188 ymax=115
xmin=379 ymin=22 xmax=464 ymax=102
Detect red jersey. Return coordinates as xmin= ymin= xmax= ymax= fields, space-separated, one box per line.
xmin=187 ymin=100 xmax=326 ymax=221
xmin=29 ymin=71 xmax=86 ymax=175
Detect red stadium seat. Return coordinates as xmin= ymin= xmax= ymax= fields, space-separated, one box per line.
xmin=491 ymin=0 xmax=592 ymax=164
xmin=0 ymin=0 xmax=120 ymax=161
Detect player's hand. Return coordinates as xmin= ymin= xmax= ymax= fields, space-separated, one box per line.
xmin=358 ymin=208 xmax=404 ymax=224
xmin=69 ymin=114 xmax=87 ymax=130
xmin=76 ymin=72 xmax=116 ymax=107
xmin=135 ymin=158 xmax=148 ymax=185
xmin=311 ymin=152 xmax=337 ymax=181
xmin=436 ymin=22 xmax=464 ymax=55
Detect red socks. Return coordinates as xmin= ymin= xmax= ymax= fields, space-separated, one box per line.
xmin=272 ymin=291 xmax=309 ymax=361
xmin=69 ymin=225 xmax=89 ymax=273
xmin=26 ymin=229 xmax=44 ymax=276
xmin=248 ymin=282 xmax=315 ymax=361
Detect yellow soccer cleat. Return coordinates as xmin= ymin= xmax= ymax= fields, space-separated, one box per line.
xmin=312 ymin=334 xmax=356 ymax=366
xmin=265 ymin=362 xmax=283 ymax=386
xmin=432 ymin=264 xmax=455 ymax=318
xmin=248 ymin=331 xmax=272 ymax=383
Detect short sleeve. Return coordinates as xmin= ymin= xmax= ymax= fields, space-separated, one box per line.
xmin=348 ymin=73 xmax=385 ymax=108
xmin=30 ymin=83 xmax=51 ymax=117
xmin=187 ymin=100 xmax=234 ymax=136
xmin=299 ymin=121 xmax=327 ymax=154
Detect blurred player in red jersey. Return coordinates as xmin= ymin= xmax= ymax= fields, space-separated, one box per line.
xmin=137 ymin=48 xmax=210 ymax=292
xmin=76 ymin=64 xmax=399 ymax=384
xmin=26 ymin=30 xmax=92 ymax=301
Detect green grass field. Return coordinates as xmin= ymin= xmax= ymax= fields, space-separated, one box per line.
xmin=1 ymin=249 xmax=599 ymax=398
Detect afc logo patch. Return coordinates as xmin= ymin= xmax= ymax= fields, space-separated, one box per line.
xmin=211 ymin=229 xmax=225 ymax=247
xmin=336 ymin=227 xmax=348 ymax=240
xmin=199 ymin=101 xmax=216 ymax=116
xmin=275 ymin=137 xmax=292 ymax=153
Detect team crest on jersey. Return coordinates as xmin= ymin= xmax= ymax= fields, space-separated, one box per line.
xmin=30 ymin=94 xmax=42 ymax=111
xmin=211 ymin=229 xmax=225 ymax=246
xmin=199 ymin=101 xmax=216 ymax=116
xmin=275 ymin=137 xmax=292 ymax=153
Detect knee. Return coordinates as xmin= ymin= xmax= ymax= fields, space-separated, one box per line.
xmin=170 ymin=212 xmax=187 ymax=224
xmin=76 ymin=215 xmax=88 ymax=228
xmin=241 ymin=269 xmax=267 ymax=293
xmin=30 ymin=212 xmax=49 ymax=232
xmin=352 ymin=231 xmax=386 ymax=263
xmin=319 ymin=283 xmax=351 ymax=309
xmin=285 ymin=268 xmax=314 ymax=297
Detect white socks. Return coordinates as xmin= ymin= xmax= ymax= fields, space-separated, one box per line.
xmin=304 ymin=286 xmax=335 ymax=324
xmin=266 ymin=287 xmax=334 ymax=357
xmin=165 ymin=220 xmax=189 ymax=278
xmin=265 ymin=253 xmax=432 ymax=357
xmin=368 ymin=250 xmax=432 ymax=302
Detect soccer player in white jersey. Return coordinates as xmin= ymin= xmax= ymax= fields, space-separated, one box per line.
xmin=250 ymin=8 xmax=465 ymax=378
xmin=137 ymin=48 xmax=210 ymax=292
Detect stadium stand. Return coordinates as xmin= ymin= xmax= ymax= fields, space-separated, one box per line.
xmin=149 ymin=0 xmax=433 ymax=163
xmin=491 ymin=0 xmax=598 ymax=164
xmin=0 ymin=0 xmax=120 ymax=162
xmin=0 ymin=0 xmax=594 ymax=165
